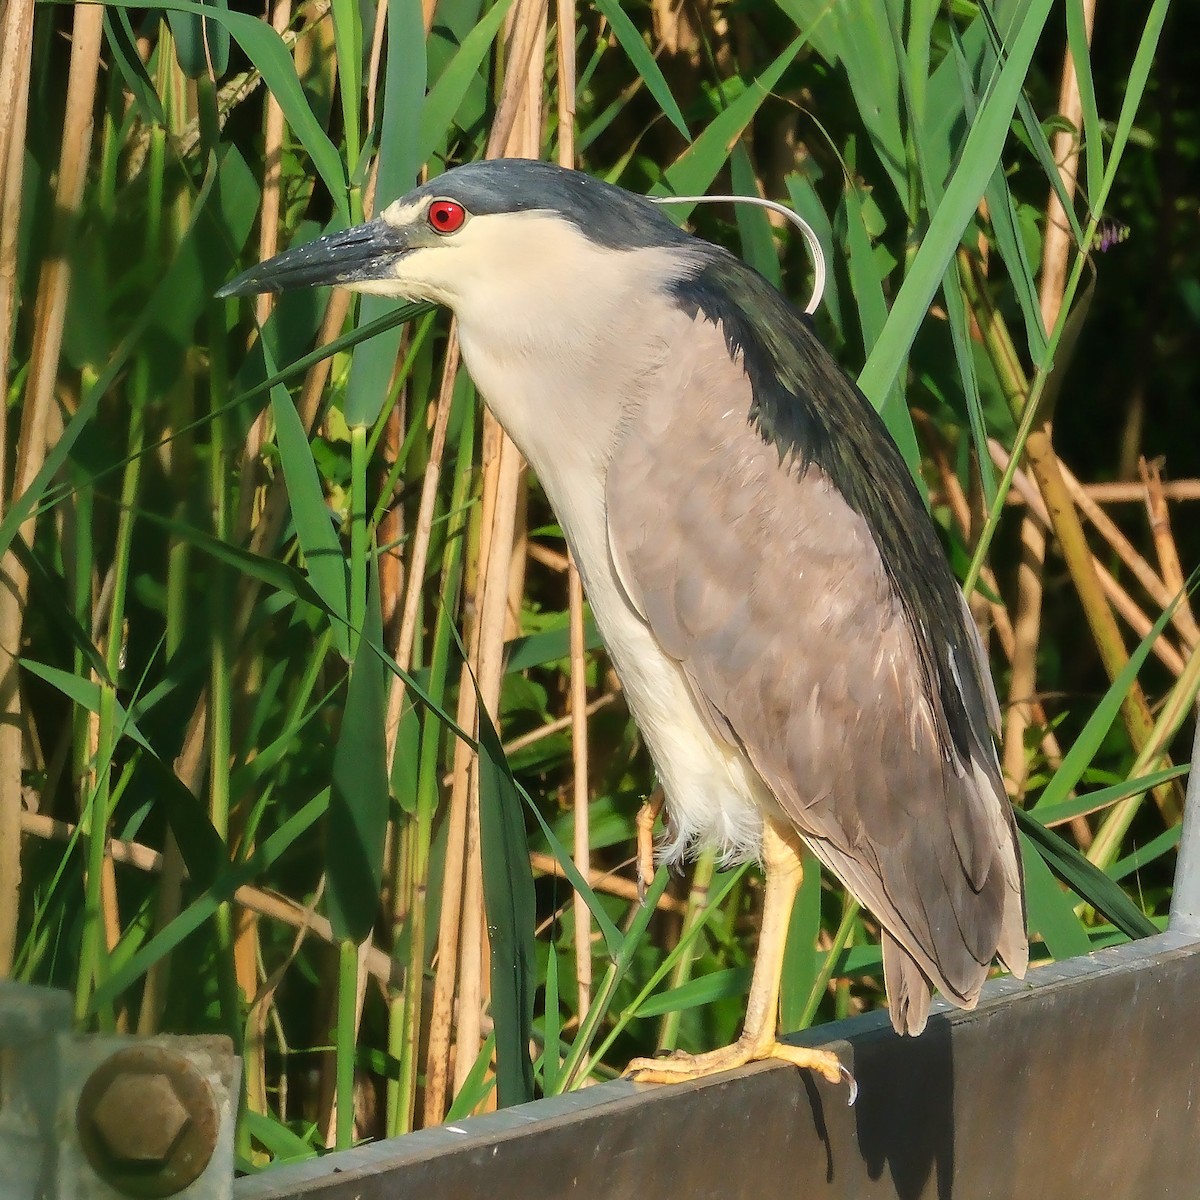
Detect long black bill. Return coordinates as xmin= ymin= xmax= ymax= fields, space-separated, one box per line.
xmin=216 ymin=218 xmax=410 ymax=298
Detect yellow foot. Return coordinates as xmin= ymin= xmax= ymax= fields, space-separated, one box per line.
xmin=624 ymin=1039 xmax=856 ymax=1103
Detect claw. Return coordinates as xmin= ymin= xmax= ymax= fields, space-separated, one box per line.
xmin=839 ymin=1061 xmax=859 ymax=1106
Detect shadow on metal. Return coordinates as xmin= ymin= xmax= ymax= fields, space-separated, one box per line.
xmin=236 ymin=721 xmax=1200 ymax=1200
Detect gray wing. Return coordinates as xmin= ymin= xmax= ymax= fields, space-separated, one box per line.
xmin=606 ymin=311 xmax=1026 ymax=1034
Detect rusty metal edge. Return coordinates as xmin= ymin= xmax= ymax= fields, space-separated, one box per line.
xmin=233 ymin=926 xmax=1200 ymax=1198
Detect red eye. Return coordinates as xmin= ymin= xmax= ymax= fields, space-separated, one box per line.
xmin=428 ymin=199 xmax=466 ymax=233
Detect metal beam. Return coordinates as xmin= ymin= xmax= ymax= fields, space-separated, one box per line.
xmin=235 ymin=929 xmax=1200 ymax=1200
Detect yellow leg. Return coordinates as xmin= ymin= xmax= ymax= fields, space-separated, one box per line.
xmin=625 ymin=817 xmax=852 ymax=1098
xmin=635 ymin=787 xmax=665 ymax=903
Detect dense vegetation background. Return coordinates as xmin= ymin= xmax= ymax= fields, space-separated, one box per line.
xmin=0 ymin=0 xmax=1195 ymax=1169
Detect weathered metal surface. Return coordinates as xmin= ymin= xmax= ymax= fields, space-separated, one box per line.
xmin=1169 ymin=719 xmax=1200 ymax=937
xmin=0 ymin=980 xmax=72 ymax=1198
xmin=235 ymin=930 xmax=1200 ymax=1200
xmin=0 ymin=989 xmax=239 ymax=1200
xmin=76 ymin=1044 xmax=222 ymax=1198
xmin=52 ymin=1034 xmax=238 ymax=1200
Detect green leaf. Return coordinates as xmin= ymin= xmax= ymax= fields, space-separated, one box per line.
xmin=327 ymin=552 xmax=391 ymax=943
xmin=660 ymin=31 xmax=811 ymax=204
xmin=102 ymin=0 xmax=349 ymax=221
xmin=1019 ymin=832 xmax=1092 ymax=961
xmin=477 ymin=704 xmax=538 ymax=1107
xmin=593 ymin=0 xmax=689 ymax=141
xmin=506 ymin=620 xmax=601 ymax=673
xmin=1016 ymin=809 xmax=1158 ymax=941
xmin=1032 ymin=766 xmax=1190 ymax=830
xmin=166 ymin=0 xmax=230 ymax=78
xmin=1065 ymin=0 xmax=1103 ymax=213
xmin=540 ymin=941 xmax=563 ymax=1095
xmin=635 ymin=966 xmax=752 ymax=1019
xmin=780 ymin=846 xmax=822 ymax=1031
xmin=263 ymin=339 xmax=352 ymax=660
xmin=858 ymin=0 xmax=1054 ymax=406
xmin=418 ymin=0 xmax=517 ymax=166
xmin=91 ymin=789 xmax=329 ymax=1012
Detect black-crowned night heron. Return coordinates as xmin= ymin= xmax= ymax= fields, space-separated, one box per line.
xmin=220 ymin=158 xmax=1028 ymax=1089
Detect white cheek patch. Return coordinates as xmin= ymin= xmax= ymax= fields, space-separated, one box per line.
xmin=379 ymin=198 xmax=426 ymax=229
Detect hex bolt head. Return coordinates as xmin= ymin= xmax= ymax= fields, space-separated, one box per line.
xmin=77 ymin=1045 xmax=220 ymax=1198
xmin=91 ymin=1073 xmax=192 ymax=1165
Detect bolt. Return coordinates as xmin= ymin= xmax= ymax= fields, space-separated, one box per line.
xmin=91 ymin=1073 xmax=192 ymax=1165
xmin=77 ymin=1045 xmax=220 ymax=1199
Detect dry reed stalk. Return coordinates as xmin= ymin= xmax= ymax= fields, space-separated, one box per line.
xmin=938 ymin=480 xmax=1200 ymax=506
xmin=453 ymin=425 xmax=525 ymax=1099
xmin=1139 ymin=458 xmax=1199 ymax=645
xmin=567 ymin=558 xmax=593 ymax=1017
xmin=1073 ymin=480 xmax=1200 ymax=504
xmin=554 ymin=0 xmax=592 ymax=1025
xmin=20 ymin=810 xmax=402 ymax=985
xmin=0 ymin=1 xmax=104 ymax=975
xmin=990 ymin=442 xmax=1188 ymax=678
xmin=422 ymin=408 xmax=506 ymax=1123
xmin=1008 ymin=0 xmax=1181 ymax=822
xmin=432 ymin=0 xmax=547 ymax=1117
xmin=503 ymin=693 xmax=617 ymax=755
xmin=1055 ymin=456 xmax=1193 ymax=647
xmin=1005 ymin=515 xmax=1047 ymax=800
xmin=528 ymin=850 xmax=689 ymax=915
xmin=526 ymin=541 xmax=571 ymax=572
xmin=385 ymin=335 xmax=462 ymax=755
xmin=0 ymin=0 xmax=35 ymax=395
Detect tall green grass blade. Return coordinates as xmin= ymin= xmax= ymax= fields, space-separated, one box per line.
xmin=1019 ymin=835 xmax=1092 ymax=960
xmin=945 ymin=18 xmax=1048 ymax=360
xmin=540 ymin=941 xmax=562 ymax=1095
xmin=477 ymin=715 xmax=538 ymax=1106
xmin=1110 ymin=826 xmax=1182 ymax=884
xmin=101 ymin=0 xmax=350 ymax=221
xmin=91 ymin=789 xmax=329 ymax=1012
xmin=1032 ymin=766 xmax=1190 ymax=829
xmin=264 ymin=341 xmax=352 ymax=660
xmin=419 ymin=0 xmax=517 ymax=166
xmin=343 ymin=0 xmax=426 ymax=429
xmin=841 ymin=183 xmax=921 ymax=473
xmin=327 ymin=553 xmax=390 ymax=943
xmin=858 ymin=0 xmax=1053 ymax=406
xmin=1016 ymin=809 xmax=1158 ymax=940
xmin=780 ymin=846 xmax=821 ymax=1030
xmin=444 ymin=1033 xmax=498 ymax=1120
xmin=1031 ymin=591 xmax=1183 ymax=815
xmin=1091 ymin=0 xmax=1170 ymax=215
xmin=1064 ymin=0 xmax=1102 ymax=211
xmin=103 ymin=11 xmax=166 ymax=127
xmin=166 ymin=0 xmax=230 ymax=78
xmin=634 ymin=966 xmax=752 ymax=1019
xmin=730 ymin=145 xmax=782 ymax=288
xmin=592 ymin=0 xmax=689 ymax=140
xmin=974 ymin=0 xmax=1085 ymax=247
xmin=660 ymin=32 xmax=810 ymax=204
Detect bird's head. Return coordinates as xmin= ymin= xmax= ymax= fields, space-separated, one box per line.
xmin=217 ymin=159 xmax=694 ymax=322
